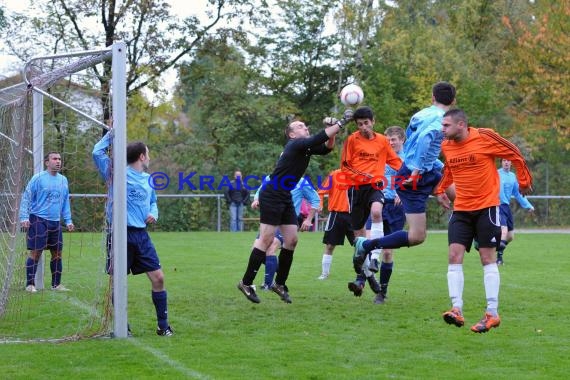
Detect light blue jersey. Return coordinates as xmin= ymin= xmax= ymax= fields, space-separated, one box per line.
xmin=19 ymin=171 xmax=72 ymax=224
xmin=292 ymin=177 xmax=320 ymax=215
xmin=92 ymin=132 xmax=158 ymax=228
xmin=403 ymin=105 xmax=445 ymax=173
xmin=498 ymin=168 xmax=533 ymax=209
xmin=383 ymin=149 xmax=406 ymax=200
xmin=127 ymin=167 xmax=158 ymax=228
xmin=92 ymin=131 xmax=113 ymax=223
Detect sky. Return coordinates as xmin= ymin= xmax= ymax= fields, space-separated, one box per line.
xmin=0 ymin=0 xmax=206 ymax=72
xmin=0 ymin=0 xmax=212 ymax=95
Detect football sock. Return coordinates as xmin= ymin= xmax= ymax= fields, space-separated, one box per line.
xmin=242 ymin=247 xmax=266 ymax=285
xmin=379 ymin=261 xmax=393 ymax=294
xmin=369 ymin=222 xmax=384 ymax=261
xmin=264 ymin=255 xmax=278 ymax=286
xmin=483 ymin=263 xmax=500 ymax=314
xmin=447 ymin=264 xmax=464 ymax=310
xmin=322 ymin=254 xmax=332 ymax=275
xmin=275 ymin=248 xmax=294 ymax=286
xmin=51 ymin=256 xmax=63 ymax=287
xmin=363 ymin=230 xmax=409 ymax=251
xmin=152 ymin=290 xmax=169 ymax=329
xmin=26 ymin=257 xmax=37 ymax=286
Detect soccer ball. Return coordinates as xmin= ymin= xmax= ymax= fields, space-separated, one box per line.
xmin=339 ymin=84 xmax=364 ymax=106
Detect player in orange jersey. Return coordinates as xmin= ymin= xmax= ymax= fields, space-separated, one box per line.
xmin=340 ymin=106 xmax=402 ymax=296
xmin=316 ymin=169 xmax=355 ymax=280
xmin=435 ymin=109 xmax=533 ymax=333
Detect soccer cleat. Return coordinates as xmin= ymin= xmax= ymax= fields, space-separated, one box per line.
xmin=368 ymin=258 xmax=379 ymax=273
xmin=260 ymin=283 xmax=271 ymax=291
xmin=237 ymin=280 xmax=260 ymax=303
xmin=470 ymin=312 xmax=501 ymax=333
xmin=353 ymin=236 xmax=367 ymax=259
xmin=366 ymin=275 xmax=381 ymax=294
xmin=271 ymin=283 xmax=292 ymax=304
xmin=374 ymin=292 xmax=386 ymax=304
xmin=317 ymin=273 xmax=328 ymax=280
xmin=442 ymin=307 xmax=465 ymax=327
xmin=496 ymin=253 xmax=504 ymax=265
xmin=25 ymin=284 xmax=38 ymax=293
xmin=156 ymin=325 xmax=174 ymax=336
xmin=51 ymin=284 xmax=71 ymax=292
xmin=347 ymin=281 xmax=364 ymax=297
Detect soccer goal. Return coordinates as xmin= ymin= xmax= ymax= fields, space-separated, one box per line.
xmin=0 ymin=42 xmax=128 ymax=342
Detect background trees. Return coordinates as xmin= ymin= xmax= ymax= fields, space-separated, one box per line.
xmin=1 ymin=0 xmax=568 ymax=228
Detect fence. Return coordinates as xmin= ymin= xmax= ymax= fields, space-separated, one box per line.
xmin=63 ymin=194 xmax=570 ymax=233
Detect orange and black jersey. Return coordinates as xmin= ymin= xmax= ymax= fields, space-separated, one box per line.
xmin=340 ymin=132 xmax=402 ymax=187
xmin=436 ymin=128 xmax=533 ymax=211
xmin=318 ymin=169 xmax=349 ymax=212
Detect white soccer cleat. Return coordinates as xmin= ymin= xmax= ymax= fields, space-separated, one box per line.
xmin=25 ymin=285 xmax=38 ymax=293
xmin=317 ymin=274 xmax=328 ymax=280
xmin=51 ymin=284 xmax=71 ymax=292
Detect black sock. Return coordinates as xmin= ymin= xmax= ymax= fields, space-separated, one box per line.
xmin=274 ymin=248 xmax=294 ymax=286
xmin=242 ymin=248 xmax=266 ymax=285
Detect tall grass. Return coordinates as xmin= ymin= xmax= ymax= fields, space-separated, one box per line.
xmin=1 ymin=231 xmax=568 ymax=379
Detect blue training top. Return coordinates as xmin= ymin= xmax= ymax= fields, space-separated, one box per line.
xmin=92 ymin=131 xmax=158 ymax=227
xmin=498 ymin=168 xmax=533 ymax=209
xmin=402 ymin=105 xmax=445 ymax=173
xmin=19 ymin=171 xmax=72 ymax=224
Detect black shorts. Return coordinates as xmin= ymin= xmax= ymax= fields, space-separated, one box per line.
xmin=348 ymin=183 xmax=384 ymax=230
xmin=322 ymin=211 xmax=355 ymax=246
xmin=259 ymin=191 xmax=297 ymax=226
xmin=448 ymin=206 xmax=501 ymax=252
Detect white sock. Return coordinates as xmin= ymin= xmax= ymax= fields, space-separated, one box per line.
xmin=370 ymin=222 xmax=384 ymax=261
xmin=362 ymin=256 xmax=373 ymax=277
xmin=447 ymin=264 xmax=464 ymax=310
xmin=322 ymin=254 xmax=332 ymax=275
xmin=483 ymin=263 xmax=500 ymax=315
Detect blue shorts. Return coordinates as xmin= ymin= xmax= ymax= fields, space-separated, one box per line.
xmin=499 ymin=204 xmax=514 ymax=231
xmin=382 ymin=200 xmax=406 ymax=234
xmin=26 ymin=214 xmax=63 ymax=251
xmin=127 ymin=227 xmax=161 ymax=275
xmin=396 ymin=165 xmax=442 ymax=214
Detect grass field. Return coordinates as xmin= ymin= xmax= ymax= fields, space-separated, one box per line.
xmin=1 ymin=231 xmax=569 ymax=379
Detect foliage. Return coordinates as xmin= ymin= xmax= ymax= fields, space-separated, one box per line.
xmin=501 ymin=0 xmax=570 ymax=152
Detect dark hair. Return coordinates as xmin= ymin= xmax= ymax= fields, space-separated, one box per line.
xmin=44 ymin=151 xmax=60 ymax=162
xmin=384 ymin=126 xmax=405 ymax=141
xmin=432 ymin=82 xmax=456 ymax=106
xmin=126 ymin=142 xmax=148 ymax=164
xmin=443 ymin=108 xmax=468 ymax=124
xmin=352 ymin=106 xmax=374 ymax=121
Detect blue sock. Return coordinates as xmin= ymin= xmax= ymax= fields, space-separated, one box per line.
xmin=380 ymin=262 xmax=394 ymax=290
xmin=152 ymin=290 xmax=169 ymax=330
xmin=264 ymin=256 xmax=278 ymax=287
xmin=363 ymin=231 xmax=409 ymax=251
xmin=26 ymin=257 xmax=37 ymax=286
xmin=51 ymin=257 xmax=63 ymax=287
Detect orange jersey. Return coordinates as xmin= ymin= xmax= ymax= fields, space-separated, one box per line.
xmin=318 ymin=169 xmax=349 ymax=212
xmin=437 ymin=128 xmax=533 ymax=211
xmin=340 ymin=132 xmax=402 ymax=186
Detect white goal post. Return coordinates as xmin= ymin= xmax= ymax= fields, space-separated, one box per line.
xmin=0 ymin=42 xmax=128 ymax=341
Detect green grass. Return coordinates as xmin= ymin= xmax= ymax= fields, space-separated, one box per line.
xmin=1 ymin=231 xmax=569 ymax=379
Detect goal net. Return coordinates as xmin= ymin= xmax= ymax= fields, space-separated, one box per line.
xmin=0 ymin=43 xmax=127 ymax=342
